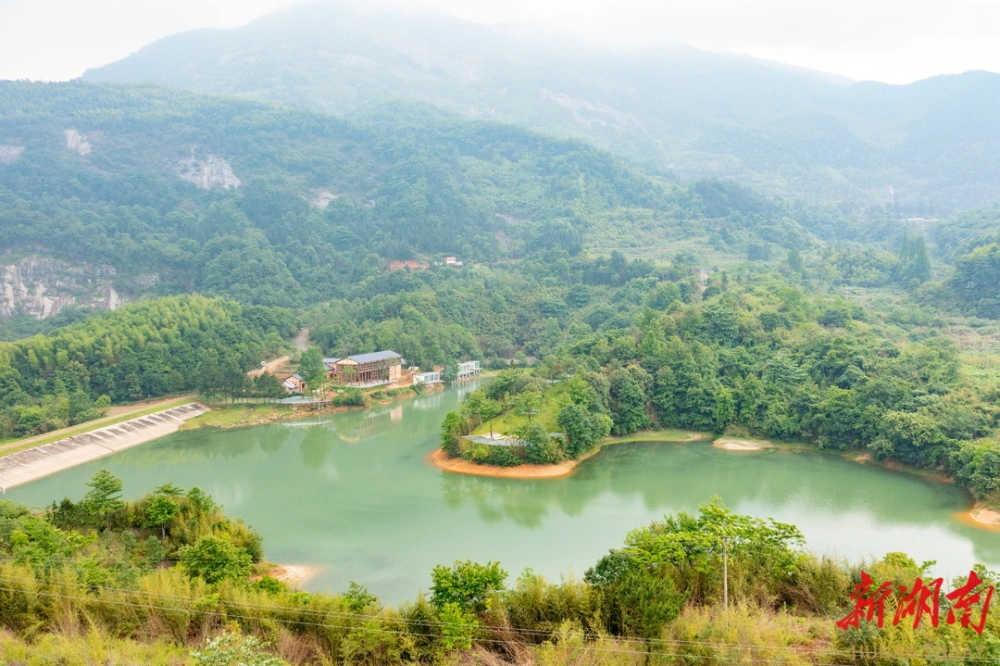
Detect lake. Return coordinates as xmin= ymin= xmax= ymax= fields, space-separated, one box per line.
xmin=7 ymin=382 xmax=999 ymax=604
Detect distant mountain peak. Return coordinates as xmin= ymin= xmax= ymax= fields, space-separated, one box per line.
xmin=81 ymin=2 xmax=1000 ymax=212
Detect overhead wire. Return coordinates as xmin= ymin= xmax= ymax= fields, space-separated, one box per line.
xmin=0 ymin=573 xmax=994 ymax=664
xmin=0 ymin=583 xmax=926 ymax=666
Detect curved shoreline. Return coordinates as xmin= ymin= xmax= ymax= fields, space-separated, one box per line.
xmin=431 ymin=433 xmax=1000 ymax=532
xmin=254 ymin=564 xmax=321 ymax=588
xmin=428 ymin=448 xmax=578 ymax=478
xmin=429 ymin=429 xmax=710 ymax=479
xmin=959 ymin=505 xmax=1000 ymax=531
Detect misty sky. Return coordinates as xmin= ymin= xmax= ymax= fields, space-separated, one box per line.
xmin=1 ymin=0 xmax=998 ymax=84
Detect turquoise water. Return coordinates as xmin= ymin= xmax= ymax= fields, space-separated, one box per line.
xmin=7 ymin=383 xmax=999 ymax=603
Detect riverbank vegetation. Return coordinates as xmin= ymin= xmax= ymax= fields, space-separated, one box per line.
xmin=4 ymin=230 xmax=1000 ymax=508
xmin=1 ymin=472 xmax=996 ymax=665
xmin=183 ymin=385 xmax=432 ymax=431
xmin=438 ymin=276 xmax=1000 ymax=507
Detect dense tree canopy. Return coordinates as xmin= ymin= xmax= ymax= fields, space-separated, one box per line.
xmin=0 ymin=295 xmax=295 ymax=438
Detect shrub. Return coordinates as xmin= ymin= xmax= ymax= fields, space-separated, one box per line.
xmin=438 ymin=602 xmax=477 ymax=652
xmin=253 ymin=576 xmax=286 ymax=595
xmin=192 ymin=633 xmax=283 ymax=666
xmin=334 ymin=389 xmax=366 ymax=407
xmin=525 ymin=439 xmax=565 ymax=464
xmin=178 ymin=536 xmax=252 ymax=584
xmin=430 ymin=560 xmax=508 ymax=612
xmin=484 ymin=446 xmax=521 ymax=467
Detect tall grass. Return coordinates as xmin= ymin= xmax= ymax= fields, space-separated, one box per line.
xmin=0 ymin=628 xmax=189 ymax=666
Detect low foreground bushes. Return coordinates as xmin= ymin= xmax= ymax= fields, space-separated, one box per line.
xmin=0 ymin=472 xmax=997 ymax=665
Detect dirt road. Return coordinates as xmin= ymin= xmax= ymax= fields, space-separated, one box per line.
xmin=248 ymin=329 xmax=310 ymax=378
xmin=294 ymin=327 xmax=310 ymax=351
xmin=248 ymin=355 xmax=291 ymax=378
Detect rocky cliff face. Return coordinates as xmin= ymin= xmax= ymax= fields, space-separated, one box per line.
xmin=176 ymin=153 xmax=241 ymax=189
xmin=63 ymin=129 xmax=92 ymax=156
xmin=0 ymin=145 xmax=24 ymax=164
xmin=0 ymin=256 xmax=127 ymax=319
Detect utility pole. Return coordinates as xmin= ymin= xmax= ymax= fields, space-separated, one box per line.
xmin=723 ymin=536 xmax=729 ymax=632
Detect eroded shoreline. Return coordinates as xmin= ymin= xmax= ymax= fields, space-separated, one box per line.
xmin=962 ymin=505 xmax=1000 ymax=530
xmin=256 ymin=564 xmax=322 ymax=588
xmin=713 ymin=437 xmax=771 ymax=451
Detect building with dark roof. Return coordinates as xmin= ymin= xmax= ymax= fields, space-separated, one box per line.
xmin=281 ymin=373 xmax=306 ymax=393
xmin=324 ymin=351 xmax=403 ymax=387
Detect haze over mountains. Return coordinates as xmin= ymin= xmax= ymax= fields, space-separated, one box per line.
xmin=83 ymin=2 xmax=1000 ymax=214
xmin=0 ymin=82 xmax=705 ymax=314
xmin=4 ymin=0 xmax=1000 ymax=330
xmin=0 ymin=76 xmax=880 ymax=327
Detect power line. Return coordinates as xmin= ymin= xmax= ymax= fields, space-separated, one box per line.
xmin=0 ymin=583 xmax=863 ymax=665
xmin=0 ymin=574 xmax=993 ymax=664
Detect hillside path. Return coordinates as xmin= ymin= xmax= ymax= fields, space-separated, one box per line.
xmin=294 ymin=327 xmax=310 ymax=351
xmin=248 ymin=329 xmax=309 ymax=378
xmin=248 ymin=356 xmax=291 ymax=378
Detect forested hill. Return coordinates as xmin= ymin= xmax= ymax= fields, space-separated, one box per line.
xmin=82 ymin=2 xmax=1000 ymax=213
xmin=0 ymin=81 xmax=848 ymax=310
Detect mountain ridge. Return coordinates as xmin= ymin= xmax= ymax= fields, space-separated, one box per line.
xmin=0 ymin=79 xmax=871 ymax=316
xmin=81 ymin=2 xmax=1000 ymax=213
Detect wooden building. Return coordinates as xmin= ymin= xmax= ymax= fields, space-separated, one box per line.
xmin=324 ymin=351 xmax=402 ymax=387
xmin=281 ymin=373 xmax=306 ymax=393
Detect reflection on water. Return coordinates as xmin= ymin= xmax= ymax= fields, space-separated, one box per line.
xmin=411 ymin=393 xmax=443 ymax=410
xmin=7 ymin=381 xmax=1000 ymax=603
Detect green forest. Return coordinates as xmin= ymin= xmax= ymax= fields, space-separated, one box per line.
xmin=81 ymin=3 xmax=1000 ymax=213
xmin=0 ymin=296 xmax=295 ymax=438
xmin=1 ymin=81 xmax=913 ymax=311
xmin=1 ymin=45 xmax=1000 ymax=666
xmin=437 ymin=271 xmax=1000 ymax=503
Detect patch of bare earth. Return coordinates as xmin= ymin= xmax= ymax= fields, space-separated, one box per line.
xmin=965 ymin=506 xmax=1000 ymax=530
xmin=256 ymin=565 xmax=320 ymax=588
xmin=713 ymin=437 xmax=769 ymax=451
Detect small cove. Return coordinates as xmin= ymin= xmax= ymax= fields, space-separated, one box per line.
xmin=7 ymin=383 xmax=999 ymax=604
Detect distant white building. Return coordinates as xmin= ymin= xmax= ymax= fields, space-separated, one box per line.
xmin=413 ymin=371 xmax=442 ymax=385
xmin=457 ymin=360 xmax=481 ymax=380
xmin=445 ymin=256 xmax=464 ymax=266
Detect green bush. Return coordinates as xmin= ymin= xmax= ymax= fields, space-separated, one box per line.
xmin=334 ymin=389 xmax=366 ymax=407
xmin=525 ymin=439 xmax=565 ymax=464
xmin=178 ymin=536 xmax=252 ymax=584
xmin=484 ymin=446 xmax=522 ymax=467
xmin=430 ymin=560 xmax=508 ymax=611
xmin=192 ymin=633 xmax=283 ymax=666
